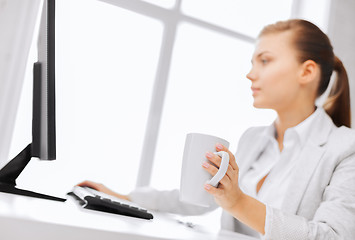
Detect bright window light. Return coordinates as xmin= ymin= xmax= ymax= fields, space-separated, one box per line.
xmin=140 ymin=0 xmax=176 ymax=9
xmin=10 ymin=0 xmax=329 ymax=203
xmin=181 ymin=0 xmax=293 ymax=37
xmin=13 ymin=0 xmax=163 ymax=195
xmin=150 ymin=22 xmax=276 ymax=191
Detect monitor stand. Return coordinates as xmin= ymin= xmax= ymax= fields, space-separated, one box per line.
xmin=0 ymin=144 xmax=65 ymax=202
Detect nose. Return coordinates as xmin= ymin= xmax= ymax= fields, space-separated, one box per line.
xmin=246 ymin=68 xmax=256 ymax=81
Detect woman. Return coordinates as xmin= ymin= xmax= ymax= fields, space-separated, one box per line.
xmin=78 ymin=19 xmax=355 ymax=239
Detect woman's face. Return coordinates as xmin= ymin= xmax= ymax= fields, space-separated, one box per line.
xmin=247 ymin=31 xmax=304 ymax=111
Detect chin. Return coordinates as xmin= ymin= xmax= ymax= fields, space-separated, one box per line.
xmin=252 ymin=101 xmax=264 ymax=109
xmin=252 ymin=100 xmax=270 ymax=109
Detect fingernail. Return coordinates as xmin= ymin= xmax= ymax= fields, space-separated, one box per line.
xmin=202 ymin=161 xmax=210 ymax=168
xmin=204 ymin=184 xmax=211 ymax=190
xmin=205 ymin=152 xmax=213 ymax=158
xmin=216 ymin=143 xmax=223 ymax=150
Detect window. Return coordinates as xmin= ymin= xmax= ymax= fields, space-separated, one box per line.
xmin=181 ymin=0 xmax=293 ymax=38
xmin=150 ymin=22 xmax=275 ymax=190
xmin=141 ymin=0 xmax=176 ymax=9
xmin=12 ymin=0 xmax=163 ymax=195
xmin=10 ymin=0 xmax=330 ymax=220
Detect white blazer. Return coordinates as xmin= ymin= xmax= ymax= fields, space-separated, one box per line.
xmin=130 ymin=109 xmax=355 ymax=240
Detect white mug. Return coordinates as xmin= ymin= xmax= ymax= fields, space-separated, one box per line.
xmin=179 ymin=133 xmax=230 ymax=207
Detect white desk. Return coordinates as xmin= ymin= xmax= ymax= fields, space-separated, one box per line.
xmin=0 ymin=192 xmax=258 ymax=240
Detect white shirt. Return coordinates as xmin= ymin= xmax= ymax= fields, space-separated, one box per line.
xmin=129 ymin=107 xmax=355 ymax=239
xmin=238 ymin=108 xmax=321 ymax=236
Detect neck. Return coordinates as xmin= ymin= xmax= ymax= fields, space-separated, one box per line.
xmin=274 ymin=105 xmax=316 ymax=150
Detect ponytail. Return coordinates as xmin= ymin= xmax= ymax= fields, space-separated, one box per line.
xmin=323 ymin=56 xmax=351 ymax=127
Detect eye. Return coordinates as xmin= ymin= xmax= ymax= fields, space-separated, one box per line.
xmin=261 ymin=59 xmax=269 ymax=65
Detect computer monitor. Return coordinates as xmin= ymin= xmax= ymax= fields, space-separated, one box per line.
xmin=32 ymin=0 xmax=56 ymax=160
xmin=0 ymin=0 xmax=65 ymax=202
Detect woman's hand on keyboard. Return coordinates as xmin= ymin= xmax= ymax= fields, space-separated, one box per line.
xmin=77 ymin=180 xmax=131 ymax=201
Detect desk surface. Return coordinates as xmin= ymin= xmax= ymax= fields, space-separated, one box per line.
xmin=0 ymin=192 xmax=258 ymax=240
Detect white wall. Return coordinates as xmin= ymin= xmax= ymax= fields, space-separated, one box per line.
xmin=0 ymin=0 xmax=40 ymax=167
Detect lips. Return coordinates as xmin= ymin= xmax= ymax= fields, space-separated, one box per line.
xmin=251 ymin=87 xmax=261 ymax=96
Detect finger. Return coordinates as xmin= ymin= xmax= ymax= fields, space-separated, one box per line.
xmin=77 ymin=180 xmax=100 ymax=190
xmin=77 ymin=180 xmax=93 ymax=187
xmin=225 ymin=164 xmax=236 ymax=180
xmin=215 ymin=143 xmax=238 ymax=170
xmin=202 ymin=161 xmax=218 ymax=176
xmin=204 ymin=183 xmax=223 ymax=197
xmin=205 ymin=151 xmax=221 ymax=167
xmin=202 ymin=161 xmax=232 ymax=188
xmin=218 ymin=173 xmax=233 ymax=188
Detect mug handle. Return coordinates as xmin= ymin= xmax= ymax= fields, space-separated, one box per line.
xmin=206 ymin=151 xmax=229 ymax=187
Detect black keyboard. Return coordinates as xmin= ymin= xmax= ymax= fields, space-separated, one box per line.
xmin=68 ymin=186 xmax=153 ymax=220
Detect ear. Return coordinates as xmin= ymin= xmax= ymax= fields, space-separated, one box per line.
xmin=299 ymin=60 xmax=319 ymax=85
